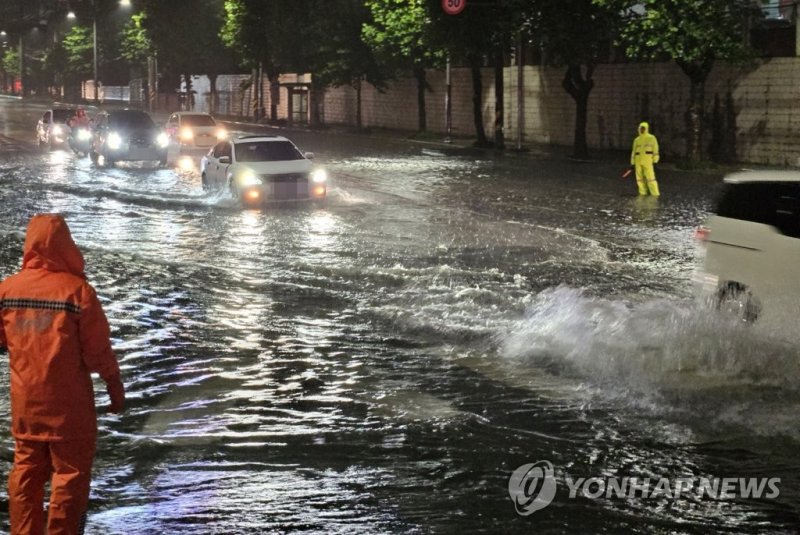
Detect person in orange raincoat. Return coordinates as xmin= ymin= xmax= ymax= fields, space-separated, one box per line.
xmin=0 ymin=214 xmax=125 ymax=535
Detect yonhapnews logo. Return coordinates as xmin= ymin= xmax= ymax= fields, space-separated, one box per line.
xmin=507 ymin=461 xmax=557 ymax=516
xmin=508 ymin=461 xmax=781 ymax=516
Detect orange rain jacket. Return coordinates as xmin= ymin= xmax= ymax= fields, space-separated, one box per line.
xmin=0 ymin=214 xmax=121 ymax=441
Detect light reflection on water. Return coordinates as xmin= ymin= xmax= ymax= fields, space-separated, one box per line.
xmin=0 ymin=129 xmax=798 ymax=533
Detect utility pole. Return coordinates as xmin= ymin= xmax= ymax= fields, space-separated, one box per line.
xmin=92 ymin=0 xmax=98 ymax=103
xmin=19 ymin=34 xmax=24 ymax=97
xmin=516 ymin=35 xmax=524 ymax=151
xmin=445 ymin=56 xmax=452 ymax=143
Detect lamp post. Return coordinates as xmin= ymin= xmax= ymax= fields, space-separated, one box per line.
xmin=92 ymin=3 xmax=98 ymax=103
xmin=67 ymin=1 xmax=131 ymax=104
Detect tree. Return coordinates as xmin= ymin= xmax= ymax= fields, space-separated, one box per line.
xmin=120 ymin=12 xmax=153 ymax=69
xmin=310 ymin=0 xmax=386 ymax=129
xmin=137 ymin=0 xmax=236 ymax=112
xmin=2 ymin=49 xmax=22 ymax=93
xmin=597 ymin=0 xmax=752 ymax=162
xmin=363 ymin=0 xmax=445 ymax=132
xmin=422 ymin=0 xmax=522 ymax=147
xmin=221 ymin=1 xmax=312 ymax=121
xmin=530 ymin=0 xmax=621 ymax=159
xmin=62 ymin=26 xmax=94 ymax=78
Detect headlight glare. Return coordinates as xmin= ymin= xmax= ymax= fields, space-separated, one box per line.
xmin=216 ymin=129 xmax=228 ymax=140
xmin=240 ymin=170 xmax=262 ymax=186
xmin=52 ymin=125 xmax=63 ymax=136
xmin=180 ymin=127 xmax=194 ymax=141
xmin=77 ymin=128 xmax=92 ymax=140
xmin=107 ymin=132 xmax=123 ymax=150
xmin=157 ymin=132 xmax=170 ymax=148
xmin=311 ymin=169 xmax=327 ymax=183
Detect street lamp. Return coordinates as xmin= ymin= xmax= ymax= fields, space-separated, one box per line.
xmin=66 ymin=0 xmax=131 ymax=104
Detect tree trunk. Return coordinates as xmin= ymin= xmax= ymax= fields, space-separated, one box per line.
xmin=184 ymin=73 xmax=193 ymax=111
xmin=267 ymin=66 xmax=279 ymax=123
xmin=208 ymin=73 xmax=217 ymax=114
xmin=678 ymin=58 xmax=713 ymax=162
xmin=355 ymin=78 xmax=362 ymax=129
xmin=413 ymin=65 xmax=427 ymax=132
xmin=561 ymin=63 xmax=595 ymax=160
xmin=310 ymin=79 xmax=324 ymax=128
xmin=468 ymin=53 xmax=489 ymax=147
xmin=686 ymin=77 xmax=705 ymax=162
xmin=494 ymin=47 xmax=505 ymax=149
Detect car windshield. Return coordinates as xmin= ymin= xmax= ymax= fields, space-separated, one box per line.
xmin=182 ymin=114 xmax=216 ymax=127
xmin=235 ymin=141 xmax=304 ymax=162
xmin=52 ymin=109 xmax=73 ymax=123
xmin=109 ymin=112 xmax=156 ymax=129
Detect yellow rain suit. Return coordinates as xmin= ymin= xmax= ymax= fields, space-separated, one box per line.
xmin=630 ymin=122 xmax=660 ymax=196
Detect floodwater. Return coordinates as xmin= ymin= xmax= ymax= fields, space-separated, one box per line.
xmin=1 ymin=99 xmax=798 ymax=533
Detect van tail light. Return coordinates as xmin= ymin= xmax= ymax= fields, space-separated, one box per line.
xmin=694 ymin=226 xmax=710 ymax=243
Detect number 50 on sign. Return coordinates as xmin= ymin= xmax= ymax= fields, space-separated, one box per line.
xmin=442 ymin=0 xmax=466 ymax=15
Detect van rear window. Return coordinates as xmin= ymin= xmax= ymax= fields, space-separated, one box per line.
xmin=716 ymin=182 xmax=800 ymax=238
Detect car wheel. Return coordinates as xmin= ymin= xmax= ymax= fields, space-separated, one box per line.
xmin=229 ymin=178 xmax=239 ymax=200
xmin=159 ymin=157 xmax=168 ymax=167
xmin=717 ymin=282 xmax=760 ymax=323
xmin=90 ymin=151 xmax=99 ymax=165
xmin=201 ymin=173 xmax=209 ymax=190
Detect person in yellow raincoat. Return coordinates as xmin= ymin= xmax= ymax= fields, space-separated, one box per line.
xmin=630 ymin=122 xmax=660 ymax=196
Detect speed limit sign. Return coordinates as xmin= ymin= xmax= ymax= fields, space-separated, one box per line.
xmin=442 ymin=0 xmax=466 ymax=15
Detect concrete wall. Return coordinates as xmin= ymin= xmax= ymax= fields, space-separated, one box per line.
xmin=321 ymin=58 xmax=800 ymax=166
xmin=115 ymin=56 xmax=800 ymax=166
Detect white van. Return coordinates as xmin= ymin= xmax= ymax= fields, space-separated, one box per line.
xmin=696 ymin=171 xmax=800 ymax=327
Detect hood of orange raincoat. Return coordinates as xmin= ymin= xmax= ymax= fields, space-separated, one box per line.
xmin=21 ymin=214 xmax=85 ymax=277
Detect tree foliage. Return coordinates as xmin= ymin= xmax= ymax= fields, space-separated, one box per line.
xmin=62 ymin=26 xmax=94 ymax=77
xmin=596 ymin=0 xmax=753 ymax=160
xmin=120 ymin=12 xmax=153 ymax=68
xmin=363 ymin=0 xmax=444 ymax=72
xmin=2 ymin=49 xmax=20 ymax=78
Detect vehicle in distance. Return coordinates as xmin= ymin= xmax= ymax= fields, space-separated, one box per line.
xmin=165 ymin=112 xmax=227 ymax=151
xmin=36 ymin=107 xmax=74 ymax=150
xmin=90 ymin=109 xmax=169 ymax=167
xmin=696 ymin=170 xmax=800 ymax=327
xmin=200 ymin=135 xmax=327 ymax=205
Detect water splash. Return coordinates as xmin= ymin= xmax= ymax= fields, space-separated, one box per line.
xmin=498 ymin=287 xmax=800 ymax=438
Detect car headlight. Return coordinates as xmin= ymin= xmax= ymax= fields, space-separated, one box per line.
xmin=311 ymin=169 xmax=327 ymax=183
xmin=157 ymin=132 xmax=170 ymax=148
xmin=216 ymin=128 xmax=228 ymax=140
xmin=77 ymin=128 xmax=92 ymax=140
xmin=52 ymin=125 xmax=64 ymax=136
xmin=107 ymin=132 xmax=123 ymax=150
xmin=239 ymin=170 xmax=262 ymax=186
xmin=180 ymin=127 xmax=194 ymax=141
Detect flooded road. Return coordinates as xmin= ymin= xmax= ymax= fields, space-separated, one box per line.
xmin=1 ymin=99 xmax=799 ymax=533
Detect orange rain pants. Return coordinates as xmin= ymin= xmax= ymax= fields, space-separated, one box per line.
xmin=8 ymin=439 xmax=95 ymax=535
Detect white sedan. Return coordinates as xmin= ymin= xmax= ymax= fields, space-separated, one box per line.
xmin=200 ymin=135 xmax=327 ymax=206
xmin=165 ymin=112 xmax=227 ymax=151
